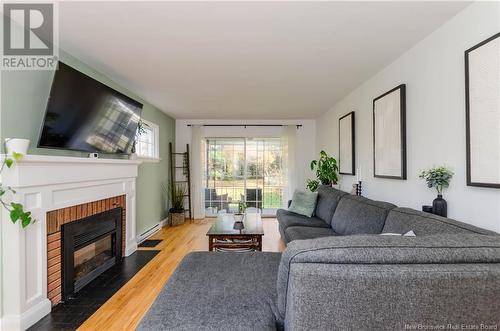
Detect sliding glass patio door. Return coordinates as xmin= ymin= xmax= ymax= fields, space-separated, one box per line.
xmin=205 ymin=138 xmax=283 ymax=217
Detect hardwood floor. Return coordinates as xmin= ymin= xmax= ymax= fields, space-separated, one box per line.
xmin=78 ymin=218 xmax=285 ymax=331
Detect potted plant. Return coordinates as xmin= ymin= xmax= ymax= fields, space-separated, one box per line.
xmin=306 ymin=179 xmax=320 ymax=192
xmin=169 ymin=182 xmax=187 ymax=226
xmin=4 ymin=138 xmax=30 ymax=155
xmin=234 ymin=201 xmax=247 ymax=223
xmin=130 ymin=120 xmax=149 ymax=159
xmin=419 ymin=166 xmax=454 ymax=217
xmin=306 ymin=150 xmax=339 ymax=192
xmin=1 ymin=151 xmax=33 ymax=228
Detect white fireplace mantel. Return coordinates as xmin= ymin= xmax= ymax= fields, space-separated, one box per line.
xmin=0 ymin=155 xmax=142 ymax=330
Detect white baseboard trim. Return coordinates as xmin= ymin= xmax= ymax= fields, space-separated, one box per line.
xmin=0 ymin=298 xmax=51 ymax=331
xmin=125 ymin=241 xmax=138 ymax=257
xmin=136 ymin=218 xmax=168 ymax=244
xmin=160 ymin=217 xmax=169 ymax=228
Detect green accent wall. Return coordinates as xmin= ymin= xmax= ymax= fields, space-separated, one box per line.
xmin=135 ymin=107 xmax=174 ymax=236
xmin=1 ymin=49 xmax=175 ymax=236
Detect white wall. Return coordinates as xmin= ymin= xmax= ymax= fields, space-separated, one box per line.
xmin=316 ymin=1 xmax=500 ymax=232
xmin=175 ymin=119 xmax=316 ymax=198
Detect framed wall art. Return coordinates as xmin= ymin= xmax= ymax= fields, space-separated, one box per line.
xmin=339 ymin=111 xmax=355 ymax=175
xmin=373 ymin=84 xmax=407 ymax=179
xmin=465 ymin=32 xmax=500 ymax=188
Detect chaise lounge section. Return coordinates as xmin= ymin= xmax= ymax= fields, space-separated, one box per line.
xmin=139 ymin=186 xmax=500 ymax=330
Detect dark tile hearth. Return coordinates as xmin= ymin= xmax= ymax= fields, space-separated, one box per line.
xmin=138 ymin=239 xmax=162 ymax=248
xmin=30 ymin=250 xmax=159 ymax=331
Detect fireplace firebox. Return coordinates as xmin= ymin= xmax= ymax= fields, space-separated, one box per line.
xmin=62 ymin=208 xmax=122 ymax=300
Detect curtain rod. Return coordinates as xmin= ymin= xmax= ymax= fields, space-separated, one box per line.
xmin=187 ymin=124 xmax=302 ymax=128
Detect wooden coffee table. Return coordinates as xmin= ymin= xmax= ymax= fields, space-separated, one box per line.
xmin=206 ymin=213 xmax=264 ymax=251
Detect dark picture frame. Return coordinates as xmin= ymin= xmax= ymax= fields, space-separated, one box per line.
xmin=339 ymin=111 xmax=355 ymax=175
xmin=465 ymin=32 xmax=500 ymax=189
xmin=373 ymin=84 xmax=407 ymax=180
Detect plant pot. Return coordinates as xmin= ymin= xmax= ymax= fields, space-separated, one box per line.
xmin=432 ymin=194 xmax=447 ymax=217
xmin=233 ymin=221 xmax=245 ymax=231
xmin=169 ymin=210 xmax=185 ymax=226
xmin=5 ymin=138 xmax=30 ymax=155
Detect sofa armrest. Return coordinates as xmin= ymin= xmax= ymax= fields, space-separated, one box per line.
xmin=277 ymin=234 xmax=500 ymax=328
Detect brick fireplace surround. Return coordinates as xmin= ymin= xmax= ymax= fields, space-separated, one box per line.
xmin=46 ymin=195 xmax=127 ymax=305
xmin=0 ymin=155 xmax=141 ymax=330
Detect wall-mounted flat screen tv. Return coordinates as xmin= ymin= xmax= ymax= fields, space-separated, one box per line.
xmin=38 ymin=62 xmax=143 ymax=154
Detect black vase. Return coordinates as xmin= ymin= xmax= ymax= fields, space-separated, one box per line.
xmin=432 ymin=194 xmax=447 ymax=217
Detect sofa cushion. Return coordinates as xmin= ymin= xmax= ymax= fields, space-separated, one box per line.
xmin=288 ymin=190 xmax=318 ymax=217
xmin=277 ymin=209 xmax=331 ymax=240
xmin=277 ymin=209 xmax=330 ymax=230
xmin=138 ymin=252 xmax=282 ymax=331
xmin=383 ymin=208 xmax=498 ymax=236
xmin=284 ymin=226 xmax=337 ymax=243
xmin=314 ymin=185 xmax=348 ymax=224
xmin=331 ymin=195 xmax=396 ymax=235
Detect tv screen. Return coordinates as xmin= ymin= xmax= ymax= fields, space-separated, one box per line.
xmin=38 ymin=62 xmax=143 ymax=154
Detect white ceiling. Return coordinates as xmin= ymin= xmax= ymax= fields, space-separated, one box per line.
xmin=58 ymin=1 xmax=470 ymax=119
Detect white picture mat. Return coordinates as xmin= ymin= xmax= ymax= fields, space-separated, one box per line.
xmin=374 ymin=89 xmax=402 ymax=177
xmin=339 ymin=114 xmax=353 ymax=173
xmin=468 ymin=37 xmax=500 ymax=184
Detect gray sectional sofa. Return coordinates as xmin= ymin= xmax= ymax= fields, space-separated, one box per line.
xmin=277 ymin=185 xmax=496 ymax=243
xmin=139 ymin=185 xmax=500 ymax=330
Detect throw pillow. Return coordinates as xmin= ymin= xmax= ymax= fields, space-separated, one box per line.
xmin=288 ymin=190 xmax=318 ymax=217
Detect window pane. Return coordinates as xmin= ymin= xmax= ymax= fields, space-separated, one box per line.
xmin=204 ymin=137 xmax=282 ymax=217
xmin=136 ymin=123 xmax=157 ymax=158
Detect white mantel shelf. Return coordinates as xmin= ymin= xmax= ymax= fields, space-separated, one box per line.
xmin=1 ymin=154 xmax=143 ymax=189
xmin=3 ymin=154 xmax=143 ymax=165
xmin=0 ymin=154 xmax=142 ymax=330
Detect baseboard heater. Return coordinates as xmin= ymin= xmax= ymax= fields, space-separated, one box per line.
xmin=137 ymin=223 xmax=162 ymax=244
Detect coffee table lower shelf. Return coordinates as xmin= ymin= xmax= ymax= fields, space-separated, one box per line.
xmin=208 ymin=235 xmax=263 ymax=252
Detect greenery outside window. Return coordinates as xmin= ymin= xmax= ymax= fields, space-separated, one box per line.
xmin=205 ymin=138 xmax=283 ymax=217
